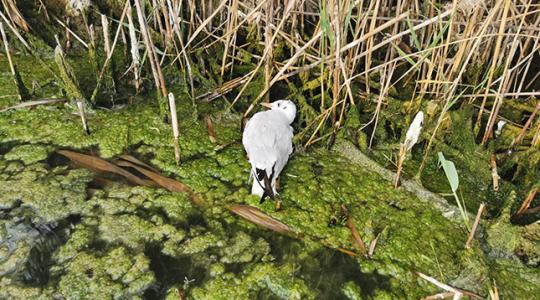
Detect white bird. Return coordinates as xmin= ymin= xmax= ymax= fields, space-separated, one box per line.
xmin=242 ymin=100 xmax=296 ymax=202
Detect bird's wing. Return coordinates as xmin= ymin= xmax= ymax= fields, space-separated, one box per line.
xmin=242 ymin=112 xmax=291 ymax=169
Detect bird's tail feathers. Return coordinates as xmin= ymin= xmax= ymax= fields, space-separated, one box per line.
xmin=251 ymin=167 xmax=275 ymax=203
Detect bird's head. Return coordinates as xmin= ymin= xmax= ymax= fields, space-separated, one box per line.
xmin=261 ymin=100 xmax=297 ymax=124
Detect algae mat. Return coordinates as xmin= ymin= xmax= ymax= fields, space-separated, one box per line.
xmin=1 ymin=102 xmax=539 ymax=299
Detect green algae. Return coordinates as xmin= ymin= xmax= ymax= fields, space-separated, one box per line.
xmin=3 ymin=144 xmax=52 ymax=165
xmin=0 ymin=161 xmax=93 ymax=223
xmin=56 ymin=249 xmax=154 ymax=299
xmin=0 ymin=98 xmax=539 ymax=299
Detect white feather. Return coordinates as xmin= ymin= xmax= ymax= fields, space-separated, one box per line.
xmin=404 ymin=111 xmax=424 ymax=151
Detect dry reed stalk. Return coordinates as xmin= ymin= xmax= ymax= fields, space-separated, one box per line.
xmin=159 ymin=0 xmax=173 ymax=43
xmin=532 ymin=119 xmax=540 ymax=147
xmin=518 ymin=10 xmax=540 ymax=91
xmin=92 ymin=2 xmax=129 ymax=103
xmin=0 ymin=10 xmax=30 ymax=49
xmin=394 ymin=144 xmax=406 ymax=188
xmin=364 ymin=0 xmax=381 ymax=95
xmin=127 ymin=2 xmax=141 ymax=93
xmin=465 ymin=203 xmax=486 ymax=249
xmin=512 ymin=101 xmax=540 ymax=147
xmin=205 ymin=116 xmax=217 ymax=144
xmin=101 ymin=14 xmax=111 ymax=56
xmin=65 ymin=17 xmax=71 ymax=50
xmin=55 ymin=18 xmax=89 ymax=48
xmin=1 ymin=0 xmax=29 ymax=32
xmin=196 ymin=72 xmax=253 ymax=102
xmin=177 ymin=0 xmax=229 ymax=57
xmin=491 ymin=154 xmax=500 ymax=191
xmin=476 ymin=0 xmax=511 ymax=131
xmin=168 ymin=93 xmax=180 ymax=165
xmin=152 ymin=0 xmax=166 ymax=42
xmin=421 ymin=292 xmax=455 ymax=300
xmin=221 ymin=0 xmax=239 ymax=76
xmin=415 ymin=271 xmax=483 ymax=300
xmin=0 ymin=20 xmax=29 ymax=101
xmin=263 ymin=0 xmax=274 ymax=103
xmin=76 ymin=100 xmax=90 ymax=135
xmin=167 ymin=0 xmax=196 ymax=102
xmin=245 ymin=29 xmax=323 ymax=115
xmin=368 ymin=62 xmax=396 ymax=149
xmin=515 ymin=187 xmax=538 ymax=216
xmin=418 ymin=2 xmax=507 ymax=175
xmin=0 ymin=21 xmax=17 ymax=85
xmin=231 ymin=0 xmax=302 ymax=111
xmin=134 ymin=0 xmax=168 ymax=109
xmin=0 ymin=98 xmax=66 ymax=112
xmin=482 ymin=0 xmax=530 ymax=145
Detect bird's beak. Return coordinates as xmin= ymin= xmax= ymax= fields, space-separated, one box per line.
xmin=260 ymin=102 xmax=272 ymax=109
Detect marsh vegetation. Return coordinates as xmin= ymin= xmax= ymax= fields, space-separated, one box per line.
xmin=0 ymin=0 xmax=539 ymax=299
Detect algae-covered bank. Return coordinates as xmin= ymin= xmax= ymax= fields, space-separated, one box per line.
xmin=1 ymin=0 xmax=540 ymax=299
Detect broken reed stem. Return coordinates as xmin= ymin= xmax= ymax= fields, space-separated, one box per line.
xmin=394 ymin=144 xmax=406 ymax=188
xmin=465 ymin=203 xmax=486 ymax=249
xmin=490 ymin=154 xmax=500 ymax=191
xmin=168 ymin=93 xmax=180 ymax=165
xmin=76 ymin=100 xmax=90 ymax=135
xmin=516 ymin=187 xmax=538 ymax=216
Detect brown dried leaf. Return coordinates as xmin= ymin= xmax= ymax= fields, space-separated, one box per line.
xmin=205 ymin=116 xmax=217 ymax=144
xmin=116 ymin=160 xmax=203 ymax=206
xmin=368 ymin=232 xmax=382 ymax=257
xmin=118 ymin=154 xmax=159 ymax=172
xmin=228 ymin=204 xmax=293 ymax=234
xmin=57 ymin=150 xmax=149 ymax=186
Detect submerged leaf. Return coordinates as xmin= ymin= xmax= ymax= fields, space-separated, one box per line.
xmin=438 ymin=152 xmax=459 ymax=193
xmin=57 ymin=150 xmax=149 ymax=186
xmin=118 ymin=154 xmax=158 ymax=172
xmin=116 ymin=160 xmax=203 ymax=207
xmin=228 ymin=204 xmax=293 ymax=235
